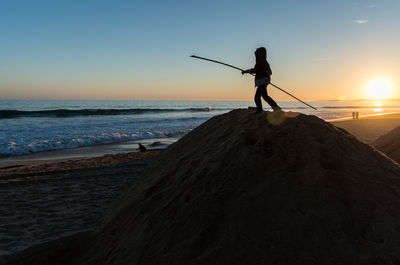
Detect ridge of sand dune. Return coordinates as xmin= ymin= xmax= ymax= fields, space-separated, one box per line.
xmin=373 ymin=126 xmax=400 ymax=164
xmin=8 ymin=109 xmax=400 ymax=265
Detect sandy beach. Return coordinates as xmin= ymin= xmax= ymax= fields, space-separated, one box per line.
xmin=2 ymin=111 xmax=400 ymax=264
xmin=331 ymin=113 xmax=400 ymax=143
xmin=0 ymin=150 xmax=161 ymax=257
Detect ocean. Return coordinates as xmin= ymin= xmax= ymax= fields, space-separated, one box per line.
xmin=1 ymin=99 xmax=400 ymax=160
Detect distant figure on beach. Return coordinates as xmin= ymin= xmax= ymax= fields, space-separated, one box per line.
xmin=242 ymin=47 xmax=281 ymax=113
xmin=356 ymin=111 xmax=359 ymax=120
xmin=352 ymin=112 xmax=355 ymax=119
xmin=138 ymin=143 xmax=147 ymax=152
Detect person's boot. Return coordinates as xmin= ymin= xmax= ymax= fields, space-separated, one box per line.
xmin=272 ymin=105 xmax=282 ymax=111
xmin=255 ymin=108 xmax=263 ymax=113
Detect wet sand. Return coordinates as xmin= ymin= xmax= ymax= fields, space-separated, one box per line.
xmin=331 ymin=113 xmax=400 ymax=143
xmin=0 ymin=150 xmax=161 ymax=256
xmin=0 ymin=138 xmax=172 ymax=164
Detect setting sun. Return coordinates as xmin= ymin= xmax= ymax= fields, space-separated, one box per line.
xmin=367 ymin=79 xmax=392 ymax=99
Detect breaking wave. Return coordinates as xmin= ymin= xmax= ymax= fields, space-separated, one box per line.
xmin=0 ymin=129 xmax=190 ymax=157
xmin=0 ymin=107 xmax=216 ymax=119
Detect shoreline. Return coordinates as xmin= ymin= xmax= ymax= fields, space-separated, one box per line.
xmin=0 ymin=137 xmax=175 ymax=165
xmin=331 ymin=112 xmax=400 ymax=143
xmin=326 ymin=111 xmax=400 ymax=122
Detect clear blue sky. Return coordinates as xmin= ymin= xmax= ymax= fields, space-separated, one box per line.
xmin=1 ymin=0 xmax=399 ymax=100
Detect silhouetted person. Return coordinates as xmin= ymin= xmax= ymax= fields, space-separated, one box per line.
xmin=242 ymin=47 xmax=281 ymax=113
xmin=138 ymin=143 xmax=147 ymax=152
xmin=352 ymin=111 xmax=355 ymax=119
xmin=356 ymin=111 xmax=359 ymax=120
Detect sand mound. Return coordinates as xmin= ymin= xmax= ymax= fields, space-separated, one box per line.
xmin=26 ymin=109 xmax=400 ymax=265
xmin=373 ymin=126 xmax=400 ymax=164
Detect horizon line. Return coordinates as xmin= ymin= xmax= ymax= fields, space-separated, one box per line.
xmin=1 ymin=98 xmax=400 ymax=102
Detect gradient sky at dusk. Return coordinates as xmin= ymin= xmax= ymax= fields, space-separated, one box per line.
xmin=1 ymin=0 xmax=399 ymax=100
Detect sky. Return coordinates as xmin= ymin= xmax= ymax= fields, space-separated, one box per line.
xmin=0 ymin=0 xmax=399 ymax=101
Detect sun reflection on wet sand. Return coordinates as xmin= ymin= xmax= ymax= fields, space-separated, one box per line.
xmin=374 ymin=102 xmax=382 ymax=112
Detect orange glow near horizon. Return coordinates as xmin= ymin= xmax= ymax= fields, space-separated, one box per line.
xmin=1 ymin=75 xmax=398 ymax=102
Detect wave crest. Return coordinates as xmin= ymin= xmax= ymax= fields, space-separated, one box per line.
xmin=0 ymin=107 xmax=214 ymax=119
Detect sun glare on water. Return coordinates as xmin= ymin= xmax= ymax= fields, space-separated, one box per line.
xmin=366 ymin=78 xmax=392 ymax=100
xmin=373 ymin=101 xmax=382 ymax=112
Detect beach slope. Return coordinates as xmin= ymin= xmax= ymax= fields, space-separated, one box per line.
xmin=332 ymin=113 xmax=400 ymax=143
xmin=373 ymin=126 xmax=400 ymax=164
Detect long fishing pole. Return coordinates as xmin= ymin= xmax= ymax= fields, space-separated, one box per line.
xmin=190 ymin=55 xmax=317 ymax=110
